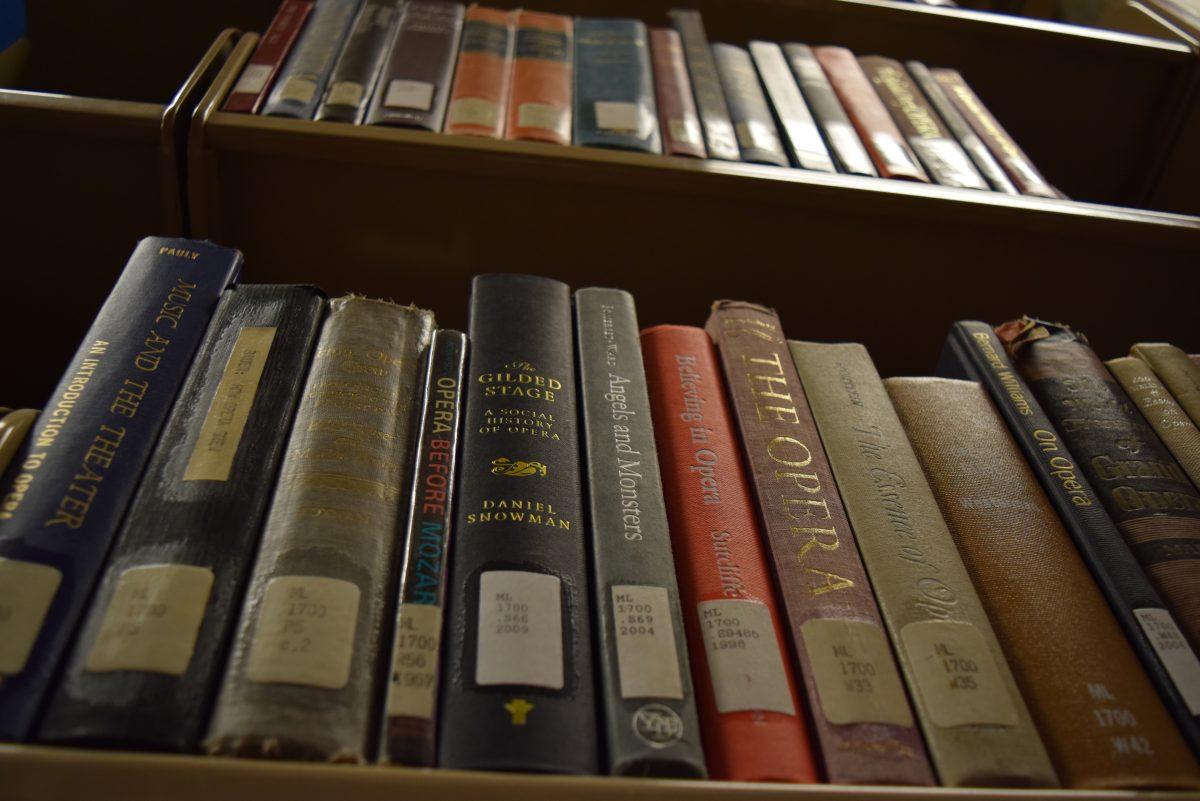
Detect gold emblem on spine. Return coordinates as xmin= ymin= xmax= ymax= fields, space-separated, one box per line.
xmin=490 ymin=458 xmax=547 ymax=477
xmin=505 ymin=698 xmax=534 ymax=725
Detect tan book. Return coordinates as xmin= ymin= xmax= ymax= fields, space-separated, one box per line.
xmin=889 ymin=377 xmax=1200 ymax=789
xmin=1131 ymin=343 xmax=1200 ymax=432
xmin=789 ymin=341 xmax=1057 ymax=787
xmin=1109 ymin=356 xmax=1200 ymax=491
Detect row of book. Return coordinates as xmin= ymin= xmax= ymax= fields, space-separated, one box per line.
xmin=223 ymin=0 xmax=1059 ymax=195
xmin=3 ymin=238 xmax=1200 ymax=787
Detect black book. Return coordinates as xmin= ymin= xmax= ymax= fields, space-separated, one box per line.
xmin=782 ymin=43 xmax=877 ymax=177
xmin=315 ymin=0 xmax=401 ymax=124
xmin=366 ymin=0 xmax=465 ymax=131
xmin=36 ymin=285 xmax=326 ymax=752
xmin=575 ymin=288 xmax=706 ymax=778
xmin=711 ymin=43 xmax=788 ymax=167
xmin=379 ymin=329 xmax=467 ymax=766
xmin=668 ymin=10 xmax=739 ymax=162
xmin=438 ymin=275 xmax=598 ymax=774
xmin=939 ymin=321 xmax=1200 ymax=757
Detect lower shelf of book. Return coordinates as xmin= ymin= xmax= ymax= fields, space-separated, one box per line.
xmin=3 ymin=745 xmax=1198 ymax=801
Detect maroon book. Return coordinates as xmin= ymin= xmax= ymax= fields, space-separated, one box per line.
xmin=705 ymin=301 xmax=934 ymax=786
xmin=813 ymin=46 xmax=928 ymax=182
xmin=224 ymin=0 xmax=315 ymax=114
xmin=649 ymin=28 xmax=706 ymax=158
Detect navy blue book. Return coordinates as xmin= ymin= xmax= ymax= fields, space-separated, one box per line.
xmin=0 ymin=237 xmax=241 ymax=741
xmin=573 ymin=18 xmax=661 ymax=154
xmin=36 ymin=285 xmax=325 ymax=752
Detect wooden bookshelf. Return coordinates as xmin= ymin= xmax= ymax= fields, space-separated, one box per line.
xmin=3 ymin=745 xmax=1199 ymax=801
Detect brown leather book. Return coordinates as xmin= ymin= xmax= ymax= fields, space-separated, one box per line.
xmin=1132 ymin=343 xmax=1200 ymax=431
xmin=812 ymin=46 xmax=928 ymax=182
xmin=706 ymin=302 xmax=933 ymax=786
xmin=1109 ymin=356 xmax=1200 ymax=491
xmin=999 ymin=318 xmax=1200 ymax=655
xmin=648 ymin=28 xmax=706 ymax=158
xmin=890 ymin=377 xmax=1200 ymax=789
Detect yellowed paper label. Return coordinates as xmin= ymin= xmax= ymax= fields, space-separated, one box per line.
xmin=386 ymin=603 xmax=443 ymax=719
xmin=517 ymin=102 xmax=564 ymax=132
xmin=326 ymin=81 xmax=365 ymax=108
xmin=385 ymin=79 xmax=434 ymax=111
xmin=233 ymin=64 xmax=273 ymax=95
xmin=800 ymin=618 xmax=913 ymax=726
xmin=183 ymin=326 xmax=277 ymax=482
xmin=595 ymin=101 xmax=639 ymax=132
xmin=698 ymin=599 xmax=795 ymax=715
xmin=736 ymin=120 xmax=780 ymax=155
xmin=85 ymin=564 xmax=214 ymax=675
xmin=667 ymin=118 xmax=701 ymax=147
xmin=447 ymin=98 xmax=500 ymax=130
xmin=0 ymin=558 xmax=61 ymax=675
xmin=279 ymin=76 xmax=317 ymax=105
xmin=476 ymin=570 xmax=563 ymax=689
xmin=612 ymin=585 xmax=683 ymax=699
xmin=246 ymin=576 xmax=360 ymax=689
xmin=900 ymin=620 xmax=1018 ymax=727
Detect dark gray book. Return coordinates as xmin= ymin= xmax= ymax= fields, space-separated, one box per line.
xmin=782 ymin=43 xmax=876 ymax=177
xmin=204 ymin=297 xmax=435 ymax=763
xmin=315 ymin=0 xmax=401 ymax=124
xmin=712 ymin=43 xmax=788 ymax=167
xmin=574 ymin=288 xmax=706 ymax=778
xmin=749 ymin=41 xmax=835 ymax=173
xmin=573 ymin=18 xmax=662 ymax=155
xmin=668 ymin=10 xmax=739 ymax=161
xmin=263 ymin=0 xmax=365 ymax=119
xmin=366 ymin=1 xmax=466 ymax=131
xmin=906 ymin=61 xmax=1017 ymax=194
xmin=37 ymin=285 xmax=326 ymax=753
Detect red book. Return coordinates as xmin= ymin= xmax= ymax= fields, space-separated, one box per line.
xmin=649 ymin=28 xmax=706 ymax=158
xmin=444 ymin=5 xmax=516 ymax=138
xmin=505 ymin=11 xmax=572 ymax=145
xmin=223 ymin=0 xmax=315 ymax=114
xmin=812 ymin=46 xmax=928 ymax=182
xmin=641 ymin=325 xmax=817 ymax=784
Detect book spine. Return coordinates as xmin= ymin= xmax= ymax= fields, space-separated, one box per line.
xmin=648 ymin=28 xmax=706 ymax=158
xmin=575 ymin=289 xmax=705 ymax=778
xmin=1130 ymin=343 xmax=1200 ymax=432
xmin=204 ymin=298 xmax=434 ymax=763
xmin=366 ymin=1 xmax=465 ymax=131
xmin=641 ymin=325 xmax=813 ymax=783
xmin=0 ymin=410 xmax=38 ymax=481
xmin=314 ymin=0 xmax=399 ymax=124
xmin=789 ymin=340 xmax=1058 ymax=787
xmin=937 ymin=321 xmax=1200 ymax=758
xmin=444 ymin=6 xmax=516 ymax=138
xmin=783 ymin=43 xmax=876 ymax=177
xmin=438 ymin=275 xmax=597 ymax=774
xmin=859 ymin=57 xmax=988 ymax=190
xmin=263 ymin=0 xmax=363 ymax=120
xmin=813 ymin=47 xmax=928 ymax=182
xmin=749 ymin=41 xmax=835 ymax=173
xmin=667 ymin=10 xmax=739 ymax=161
xmin=889 ymin=377 xmax=1200 ymax=789
xmin=705 ymin=302 xmax=932 ymax=786
xmin=224 ymin=0 xmax=315 ymax=114
xmin=0 ymin=237 xmax=242 ymax=741
xmin=711 ymin=44 xmax=788 ymax=167
xmin=932 ymin=69 xmax=1058 ymax=199
xmin=906 ymin=61 xmax=1017 ymax=194
xmin=505 ymin=12 xmax=573 ymax=146
xmin=999 ymin=320 xmax=1200 ymax=656
xmin=573 ymin=18 xmax=662 ymax=155
xmin=379 ymin=329 xmax=467 ymax=766
xmin=1110 ymin=356 xmax=1200 ymax=491
xmin=36 ymin=286 xmax=326 ymax=752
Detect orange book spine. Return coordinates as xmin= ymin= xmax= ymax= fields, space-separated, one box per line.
xmin=505 ymin=11 xmax=572 ymax=145
xmin=444 ymin=5 xmax=515 ymax=138
xmin=642 ymin=325 xmax=818 ymax=783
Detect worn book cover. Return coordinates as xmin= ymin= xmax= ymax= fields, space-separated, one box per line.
xmin=504 ymin=12 xmax=573 ymax=145
xmin=790 ymin=341 xmax=1057 ymax=786
xmin=366 ymin=1 xmax=465 ymax=131
xmin=263 ymin=0 xmax=363 ymax=119
xmin=574 ymin=19 xmax=662 ymax=155
xmin=711 ymin=44 xmax=788 ymax=167
xmin=438 ymin=275 xmax=598 ymax=774
xmin=643 ymin=325 xmax=815 ymax=783
xmin=1110 ymin=356 xmax=1200 ymax=491
xmin=37 ymin=286 xmax=326 ymax=752
xmin=0 ymin=238 xmax=240 ymax=741
xmin=891 ymin=377 xmax=1200 ymax=788
xmin=224 ymin=0 xmax=314 ymax=114
xmin=667 ymin=10 xmax=739 ymax=161
xmin=444 ymin=6 xmax=516 ymax=138
xmin=204 ymin=297 xmax=434 ymax=762
xmin=576 ymin=289 xmax=704 ymax=777
xmin=379 ymin=329 xmax=467 ymax=766
xmin=1131 ymin=343 xmax=1200 ymax=432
